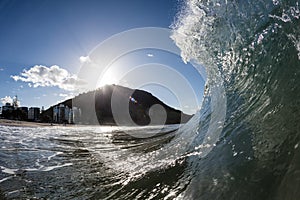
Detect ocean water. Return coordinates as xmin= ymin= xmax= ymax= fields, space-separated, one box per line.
xmin=0 ymin=125 xmax=184 ymax=199
xmin=1 ymin=0 xmax=300 ymax=199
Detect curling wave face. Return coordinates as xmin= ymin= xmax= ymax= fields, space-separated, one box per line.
xmin=171 ymin=0 xmax=300 ymax=199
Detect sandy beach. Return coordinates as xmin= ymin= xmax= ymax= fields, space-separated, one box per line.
xmin=0 ymin=119 xmax=66 ymax=128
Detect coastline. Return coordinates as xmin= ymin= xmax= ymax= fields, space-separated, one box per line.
xmin=0 ymin=119 xmax=183 ymax=128
xmin=0 ymin=119 xmax=73 ymax=128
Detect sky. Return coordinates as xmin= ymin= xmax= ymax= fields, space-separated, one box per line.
xmin=0 ymin=0 xmax=205 ymax=115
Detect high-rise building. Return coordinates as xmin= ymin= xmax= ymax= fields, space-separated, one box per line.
xmin=28 ymin=107 xmax=40 ymax=121
xmin=17 ymin=107 xmax=28 ymax=120
xmin=1 ymin=103 xmax=14 ymax=119
xmin=67 ymin=107 xmax=81 ymax=124
xmin=53 ymin=104 xmax=71 ymax=123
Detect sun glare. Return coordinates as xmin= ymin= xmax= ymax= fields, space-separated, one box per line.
xmin=97 ymin=68 xmax=118 ymax=87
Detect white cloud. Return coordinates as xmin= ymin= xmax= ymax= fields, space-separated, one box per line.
xmin=79 ymin=56 xmax=91 ymax=64
xmin=11 ymin=65 xmax=86 ymax=91
xmin=1 ymin=96 xmax=13 ymax=105
xmin=147 ymin=53 xmax=154 ymax=57
xmin=0 ymin=68 xmax=4 ymax=71
xmin=59 ymin=93 xmax=69 ymax=97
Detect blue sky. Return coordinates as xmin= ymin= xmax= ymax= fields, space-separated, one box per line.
xmin=0 ymin=0 xmax=205 ymax=114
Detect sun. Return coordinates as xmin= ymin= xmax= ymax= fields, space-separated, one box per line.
xmin=97 ymin=67 xmax=118 ymax=87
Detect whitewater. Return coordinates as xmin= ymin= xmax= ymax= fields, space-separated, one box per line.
xmin=1 ymin=0 xmax=300 ymax=199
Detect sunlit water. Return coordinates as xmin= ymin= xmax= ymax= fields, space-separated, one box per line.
xmin=0 ymin=125 xmax=182 ymax=199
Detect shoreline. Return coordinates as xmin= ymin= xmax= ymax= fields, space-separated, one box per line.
xmin=0 ymin=119 xmax=183 ymax=128
xmin=0 ymin=119 xmax=75 ymax=128
xmin=0 ymin=119 xmax=117 ymax=128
